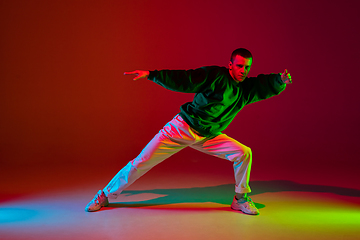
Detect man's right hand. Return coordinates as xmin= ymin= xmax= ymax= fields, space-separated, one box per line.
xmin=124 ymin=70 xmax=150 ymax=81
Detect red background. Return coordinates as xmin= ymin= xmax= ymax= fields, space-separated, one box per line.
xmin=1 ymin=0 xmax=359 ymax=189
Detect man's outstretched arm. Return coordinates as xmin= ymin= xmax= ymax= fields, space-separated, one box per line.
xmin=124 ymin=67 xmax=211 ymax=93
xmin=245 ymin=68 xmax=292 ymax=105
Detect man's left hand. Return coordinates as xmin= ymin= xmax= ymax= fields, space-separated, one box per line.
xmin=280 ymin=69 xmax=292 ymax=84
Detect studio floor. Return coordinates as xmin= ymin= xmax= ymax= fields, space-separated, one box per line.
xmin=1 ymin=156 xmax=359 ymax=240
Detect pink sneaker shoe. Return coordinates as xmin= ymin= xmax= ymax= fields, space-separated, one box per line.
xmin=231 ymin=196 xmax=259 ymax=215
xmin=85 ymin=190 xmax=109 ymax=212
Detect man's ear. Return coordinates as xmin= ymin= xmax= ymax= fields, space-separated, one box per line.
xmin=228 ymin=61 xmax=233 ymax=69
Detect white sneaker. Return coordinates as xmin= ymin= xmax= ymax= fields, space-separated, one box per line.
xmin=85 ymin=190 xmax=109 ymax=212
xmin=231 ymin=196 xmax=259 ymax=215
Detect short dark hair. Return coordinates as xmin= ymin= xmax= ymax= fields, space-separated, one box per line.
xmin=230 ymin=48 xmax=253 ymax=63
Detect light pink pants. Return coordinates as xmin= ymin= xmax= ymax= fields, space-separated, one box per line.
xmin=104 ymin=114 xmax=252 ymax=199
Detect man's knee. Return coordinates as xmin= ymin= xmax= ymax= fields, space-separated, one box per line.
xmin=233 ymin=146 xmax=252 ymax=163
xmin=244 ymin=146 xmax=252 ymax=156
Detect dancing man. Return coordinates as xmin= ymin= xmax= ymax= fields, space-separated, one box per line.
xmin=85 ymin=48 xmax=292 ymax=215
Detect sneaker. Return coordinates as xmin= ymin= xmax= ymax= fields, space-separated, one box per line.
xmin=85 ymin=190 xmax=109 ymax=212
xmin=231 ymin=195 xmax=259 ymax=215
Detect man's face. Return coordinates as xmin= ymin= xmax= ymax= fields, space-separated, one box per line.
xmin=228 ymin=55 xmax=252 ymax=82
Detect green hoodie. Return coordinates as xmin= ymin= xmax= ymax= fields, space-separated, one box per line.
xmin=148 ymin=66 xmax=286 ymax=137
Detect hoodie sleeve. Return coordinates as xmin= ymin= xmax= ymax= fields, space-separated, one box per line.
xmin=148 ymin=67 xmax=212 ymax=93
xmin=245 ymin=73 xmax=286 ymax=105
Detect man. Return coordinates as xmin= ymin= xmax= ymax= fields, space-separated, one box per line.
xmin=85 ymin=48 xmax=292 ymax=215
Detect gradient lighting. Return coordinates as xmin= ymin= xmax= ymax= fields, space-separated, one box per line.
xmin=0 ymin=208 xmax=38 ymax=223
xmin=0 ymin=188 xmax=359 ymax=239
xmin=269 ymin=204 xmax=359 ymax=226
xmin=0 ymin=0 xmax=359 ymax=239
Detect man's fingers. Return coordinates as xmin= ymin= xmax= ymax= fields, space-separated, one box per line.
xmin=287 ymin=72 xmax=292 ymax=84
xmin=283 ymin=69 xmax=291 ymax=79
xmin=124 ymin=71 xmax=138 ymax=75
xmin=280 ymin=69 xmax=292 ymax=84
xmin=124 ymin=70 xmax=149 ymax=81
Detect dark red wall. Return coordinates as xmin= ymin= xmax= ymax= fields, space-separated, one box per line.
xmin=1 ymin=1 xmax=359 ymax=187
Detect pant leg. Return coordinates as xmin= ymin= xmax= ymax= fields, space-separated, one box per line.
xmin=104 ymin=115 xmax=202 ymax=199
xmin=190 ymin=134 xmax=252 ymax=194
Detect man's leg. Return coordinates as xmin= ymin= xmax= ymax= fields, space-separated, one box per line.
xmin=190 ymin=134 xmax=252 ymax=193
xmin=190 ymin=134 xmax=259 ymax=215
xmin=104 ymin=126 xmax=188 ymax=198
xmin=85 ymin=115 xmax=202 ymax=211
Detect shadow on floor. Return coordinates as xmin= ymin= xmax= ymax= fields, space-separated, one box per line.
xmin=107 ymin=180 xmax=360 ymax=209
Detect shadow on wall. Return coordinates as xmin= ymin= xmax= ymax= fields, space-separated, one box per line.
xmin=107 ymin=180 xmax=360 ymax=209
